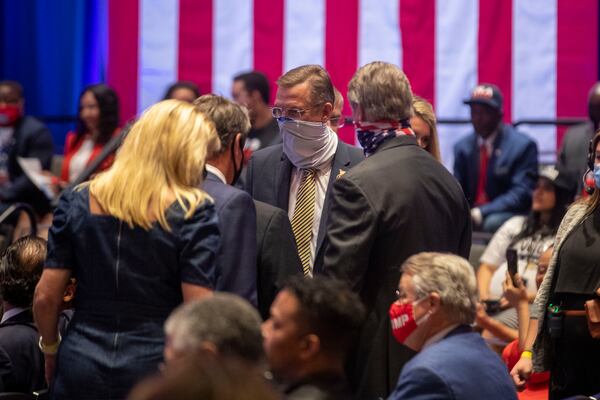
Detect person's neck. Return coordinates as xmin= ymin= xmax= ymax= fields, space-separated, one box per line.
xmin=2 ymin=302 xmax=13 ymax=313
xmin=287 ymin=359 xmax=345 ymax=384
xmin=253 ymin=105 xmax=274 ymax=130
xmin=206 ymin=157 xmax=231 ymax=185
xmin=539 ymin=211 xmax=552 ymax=225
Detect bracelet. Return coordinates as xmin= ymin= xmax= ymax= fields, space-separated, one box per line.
xmin=521 ymin=350 xmax=533 ymax=359
xmin=38 ymin=334 xmax=61 ymax=355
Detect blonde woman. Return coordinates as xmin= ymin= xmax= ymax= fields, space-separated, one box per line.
xmin=411 ymin=96 xmax=441 ymax=161
xmin=33 ymin=100 xmax=221 ymax=399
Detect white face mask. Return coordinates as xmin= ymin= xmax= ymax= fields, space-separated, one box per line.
xmin=278 ymin=117 xmax=338 ymax=169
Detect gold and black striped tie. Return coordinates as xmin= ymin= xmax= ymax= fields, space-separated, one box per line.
xmin=291 ymin=169 xmax=317 ymax=276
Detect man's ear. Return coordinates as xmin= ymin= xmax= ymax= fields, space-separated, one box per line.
xmin=298 ymin=334 xmax=321 ymax=361
xmin=321 ymin=102 xmax=333 ymax=122
xmin=234 ymin=133 xmax=244 ymax=161
xmin=428 ymin=292 xmax=442 ymax=314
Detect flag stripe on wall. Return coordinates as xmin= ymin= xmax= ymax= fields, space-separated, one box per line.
xmin=138 ymin=0 xmax=179 ymax=112
xmin=359 ymin=0 xmax=401 ymax=67
xmin=325 ymin=0 xmax=359 ymax=144
xmin=556 ymin=0 xmax=599 ymax=146
xmin=213 ymin=0 xmax=253 ymax=98
xmin=435 ymin=0 xmax=478 ymax=168
xmin=178 ymin=0 xmax=213 ymax=95
xmin=107 ymin=0 xmax=139 ymax=123
xmin=513 ymin=0 xmax=557 ymax=163
xmin=284 ymin=0 xmax=325 ymax=71
xmin=253 ymin=0 xmax=284 ymax=104
xmin=478 ymin=0 xmax=512 ymax=123
xmin=399 ymin=0 xmax=435 ymax=105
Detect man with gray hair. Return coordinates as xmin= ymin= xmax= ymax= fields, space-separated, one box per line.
xmin=388 ymin=252 xmax=516 ymax=399
xmin=163 ymin=293 xmax=263 ymax=366
xmin=323 ymin=61 xmax=471 ymax=399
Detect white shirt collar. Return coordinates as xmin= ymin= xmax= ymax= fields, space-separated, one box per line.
xmin=422 ymin=323 xmax=459 ymax=350
xmin=1 ymin=307 xmax=28 ymax=324
xmin=205 ymin=164 xmax=227 ymax=184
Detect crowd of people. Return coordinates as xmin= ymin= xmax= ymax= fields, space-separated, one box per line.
xmin=0 ymin=57 xmax=598 ymax=400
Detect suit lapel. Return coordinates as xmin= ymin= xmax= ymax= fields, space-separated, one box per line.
xmin=315 ymin=141 xmax=352 ymax=260
xmin=275 ymin=152 xmax=293 ymax=211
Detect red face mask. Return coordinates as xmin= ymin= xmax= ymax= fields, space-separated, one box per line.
xmin=0 ymin=105 xmax=21 ymax=127
xmin=389 ymin=298 xmax=429 ymax=344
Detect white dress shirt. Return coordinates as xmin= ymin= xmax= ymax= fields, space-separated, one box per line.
xmin=206 ymin=164 xmax=227 ymax=184
xmin=287 ymin=151 xmax=336 ymax=276
xmin=68 ymin=136 xmax=95 ymax=182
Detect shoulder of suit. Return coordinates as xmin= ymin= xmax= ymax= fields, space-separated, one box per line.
xmin=17 ymin=115 xmax=49 ymax=134
xmin=502 ymin=125 xmax=536 ymax=146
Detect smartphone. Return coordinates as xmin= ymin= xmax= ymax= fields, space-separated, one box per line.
xmin=506 ymin=248 xmax=519 ymax=286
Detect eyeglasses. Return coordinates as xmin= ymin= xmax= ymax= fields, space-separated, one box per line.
xmin=395 ymin=289 xmax=407 ymax=302
xmin=329 ymin=115 xmax=347 ymax=129
xmin=271 ymin=105 xmax=320 ymax=120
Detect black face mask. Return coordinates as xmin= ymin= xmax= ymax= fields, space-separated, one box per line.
xmin=230 ymin=139 xmax=245 ymax=185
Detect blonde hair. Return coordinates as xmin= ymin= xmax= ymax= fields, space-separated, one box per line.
xmin=412 ymin=96 xmax=441 ymax=161
xmin=348 ymin=61 xmax=413 ymax=121
xmin=89 ymin=100 xmax=220 ymax=231
xmin=401 ymin=252 xmax=478 ymax=325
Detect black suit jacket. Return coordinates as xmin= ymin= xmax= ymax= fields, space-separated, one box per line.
xmin=245 ymin=141 xmax=364 ymax=273
xmin=203 ymin=172 xmax=258 ymax=306
xmin=2 ymin=116 xmax=54 ymax=216
xmin=254 ymin=200 xmax=302 ymax=319
xmin=323 ymin=136 xmax=472 ymax=399
xmin=0 ymin=310 xmax=45 ymax=392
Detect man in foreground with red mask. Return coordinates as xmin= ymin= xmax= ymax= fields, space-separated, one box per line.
xmin=0 ymin=81 xmax=54 ymax=218
xmin=388 ymin=252 xmax=517 ymax=399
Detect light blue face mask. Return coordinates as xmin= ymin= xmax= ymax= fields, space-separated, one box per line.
xmin=594 ymin=164 xmax=600 ymax=189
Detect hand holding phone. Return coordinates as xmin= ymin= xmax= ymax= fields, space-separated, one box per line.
xmin=506 ymin=248 xmax=519 ymax=286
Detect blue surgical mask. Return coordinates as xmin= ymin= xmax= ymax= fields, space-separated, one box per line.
xmin=594 ymin=164 xmax=600 ymax=188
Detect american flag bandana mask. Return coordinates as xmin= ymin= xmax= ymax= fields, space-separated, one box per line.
xmin=355 ymin=120 xmax=413 ymax=157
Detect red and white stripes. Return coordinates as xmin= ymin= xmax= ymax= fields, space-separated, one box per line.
xmin=107 ymin=0 xmax=598 ymax=167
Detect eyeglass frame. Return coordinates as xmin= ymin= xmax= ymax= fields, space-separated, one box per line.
xmin=270 ymin=103 xmax=325 ymax=120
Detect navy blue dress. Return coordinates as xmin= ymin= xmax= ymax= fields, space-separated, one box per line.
xmin=45 ymin=187 xmax=220 ymax=399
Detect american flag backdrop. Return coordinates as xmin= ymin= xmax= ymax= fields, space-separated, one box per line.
xmin=106 ymin=0 xmax=598 ymax=167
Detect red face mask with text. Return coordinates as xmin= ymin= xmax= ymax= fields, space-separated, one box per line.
xmin=0 ymin=105 xmax=21 ymax=127
xmin=389 ymin=297 xmax=428 ymax=344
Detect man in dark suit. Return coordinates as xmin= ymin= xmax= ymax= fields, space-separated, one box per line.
xmin=0 ymin=236 xmax=46 ymax=392
xmin=245 ymin=65 xmax=363 ymax=276
xmin=254 ymin=200 xmax=302 ymax=320
xmin=454 ymin=84 xmax=538 ymax=232
xmin=323 ymin=62 xmax=471 ymax=399
xmin=388 ymin=253 xmax=517 ymax=400
xmin=195 ymin=95 xmax=257 ymax=306
xmin=262 ymin=276 xmax=365 ymax=400
xmin=0 ymin=81 xmax=54 ymax=217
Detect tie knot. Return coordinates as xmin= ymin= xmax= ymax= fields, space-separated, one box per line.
xmin=302 ymin=168 xmax=316 ymax=178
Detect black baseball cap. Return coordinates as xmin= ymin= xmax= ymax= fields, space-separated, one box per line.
xmin=464 ymin=84 xmax=503 ymax=111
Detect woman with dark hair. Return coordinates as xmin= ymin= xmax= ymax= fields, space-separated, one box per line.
xmin=60 ymin=84 xmax=120 ymax=183
xmin=163 ymin=81 xmax=200 ymax=103
xmin=512 ymin=131 xmax=600 ymax=398
xmin=476 ymin=166 xmax=575 ymax=342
